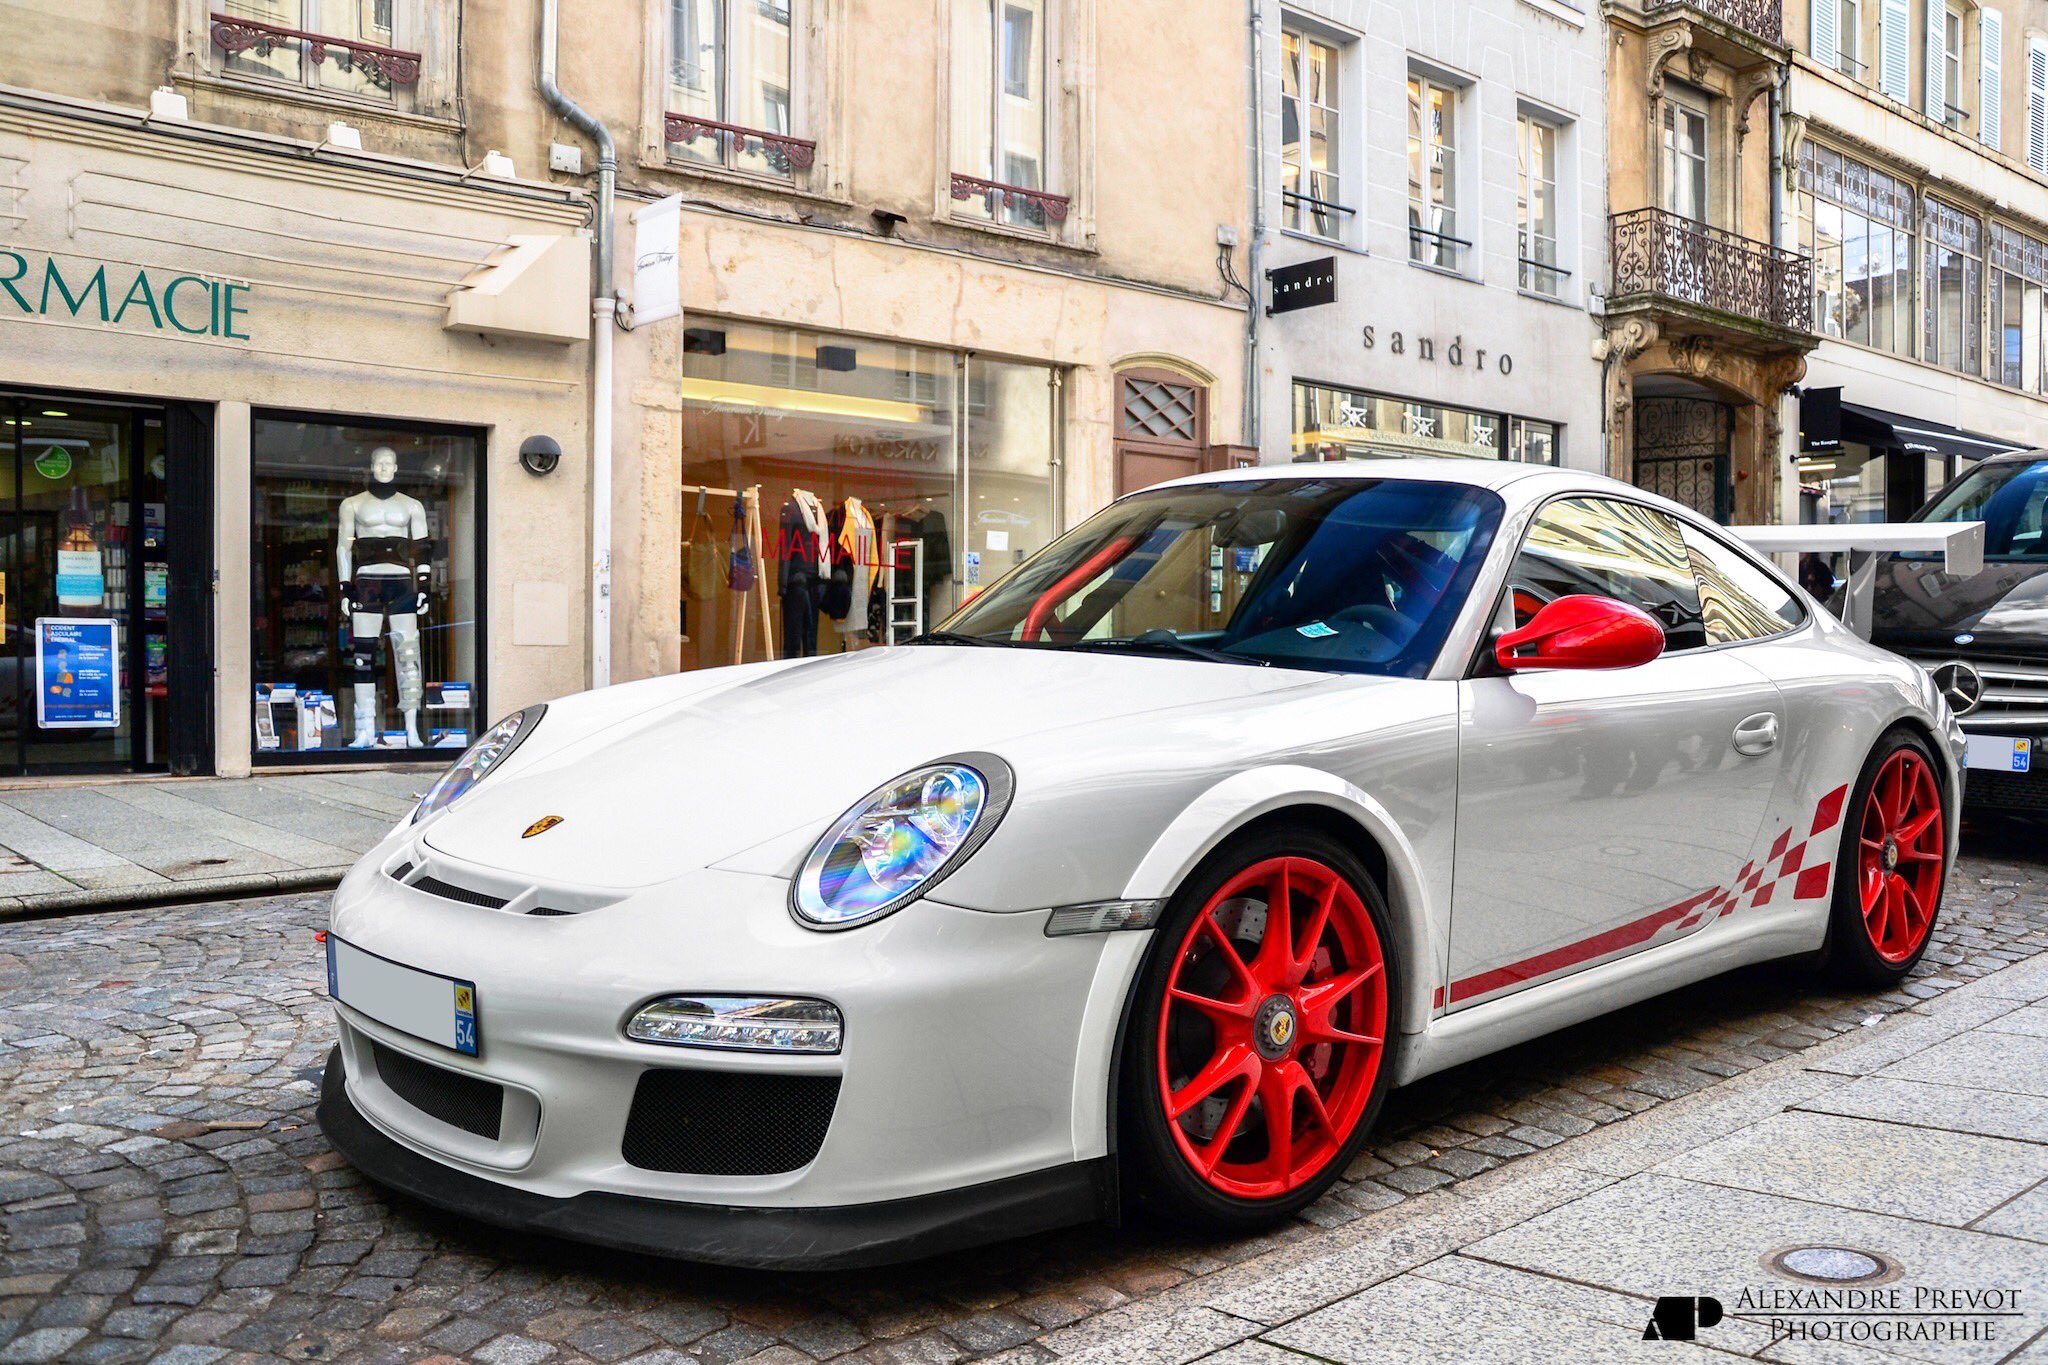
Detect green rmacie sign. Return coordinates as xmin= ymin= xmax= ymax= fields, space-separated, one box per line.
xmin=1 ymin=249 xmax=251 ymax=340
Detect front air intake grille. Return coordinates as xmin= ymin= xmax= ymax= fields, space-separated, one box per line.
xmin=1965 ymin=769 xmax=2048 ymax=810
xmin=409 ymin=876 xmax=509 ymax=910
xmin=388 ymin=861 xmax=415 ymax=883
xmin=620 ymin=1069 xmax=840 ymax=1175
xmin=370 ymin=1041 xmax=504 ymax=1140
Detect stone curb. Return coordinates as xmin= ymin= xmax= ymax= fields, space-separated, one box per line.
xmin=0 ymin=867 xmax=346 ymax=922
xmin=1040 ymin=948 xmax=2048 ymax=1365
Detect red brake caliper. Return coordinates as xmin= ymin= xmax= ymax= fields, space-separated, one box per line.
xmin=1857 ymin=750 xmax=1945 ymax=964
xmin=1156 ymin=857 xmax=1387 ymax=1199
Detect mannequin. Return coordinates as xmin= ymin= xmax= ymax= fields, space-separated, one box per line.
xmin=336 ymin=446 xmax=431 ymax=748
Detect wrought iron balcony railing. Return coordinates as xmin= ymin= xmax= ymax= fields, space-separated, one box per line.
xmin=663 ymin=114 xmax=817 ymax=176
xmin=210 ymin=12 xmax=422 ymax=87
xmin=1641 ymin=0 xmax=1783 ymax=46
xmin=1609 ymin=208 xmax=1812 ymax=333
xmin=949 ymin=173 xmax=1071 ymax=226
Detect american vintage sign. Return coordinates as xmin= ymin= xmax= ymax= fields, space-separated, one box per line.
xmin=1 ymin=249 xmax=252 ymax=340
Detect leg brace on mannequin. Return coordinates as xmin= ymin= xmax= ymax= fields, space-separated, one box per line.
xmin=348 ymin=613 xmax=384 ymax=748
xmin=389 ymin=617 xmax=425 ymax=748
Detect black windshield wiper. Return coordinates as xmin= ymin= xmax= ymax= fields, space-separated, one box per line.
xmin=1061 ymin=634 xmax=1271 ymax=667
xmin=911 ymin=630 xmax=1007 ymax=647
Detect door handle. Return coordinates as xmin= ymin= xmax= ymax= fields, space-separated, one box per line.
xmin=1733 ymin=712 xmax=1780 ymax=757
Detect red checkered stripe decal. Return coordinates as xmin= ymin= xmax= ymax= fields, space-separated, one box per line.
xmin=1444 ymin=783 xmax=1851 ymax=1008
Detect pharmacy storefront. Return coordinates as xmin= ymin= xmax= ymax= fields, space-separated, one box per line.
xmin=1 ymin=102 xmax=591 ymax=777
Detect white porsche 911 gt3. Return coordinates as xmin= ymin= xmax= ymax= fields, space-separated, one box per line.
xmin=318 ymin=460 xmax=1963 ymax=1268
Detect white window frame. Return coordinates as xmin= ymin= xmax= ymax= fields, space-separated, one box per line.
xmin=179 ymin=0 xmax=459 ymax=122
xmin=1661 ymin=89 xmax=1711 ymax=225
xmin=1279 ymin=18 xmax=1354 ymax=243
xmin=1407 ymin=67 xmax=1468 ymax=272
xmin=1517 ymin=108 xmax=1570 ymax=300
xmin=1841 ymin=0 xmax=1868 ymax=79
xmin=1943 ymin=4 xmax=1968 ymax=127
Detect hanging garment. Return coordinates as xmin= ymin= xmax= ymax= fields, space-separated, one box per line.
xmin=682 ymin=489 xmax=724 ymax=600
xmin=822 ymin=505 xmax=853 ymax=619
xmin=837 ymin=498 xmax=877 ymax=638
xmin=778 ymin=494 xmax=827 ymax=597
xmin=728 ymin=496 xmax=757 ymax=593
xmin=791 ymin=490 xmax=830 ymax=579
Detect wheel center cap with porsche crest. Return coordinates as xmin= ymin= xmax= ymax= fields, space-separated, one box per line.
xmin=1254 ymin=996 xmax=1299 ymax=1059
xmin=1931 ymin=661 xmax=1983 ymax=716
xmin=1882 ymin=838 xmax=1900 ymax=871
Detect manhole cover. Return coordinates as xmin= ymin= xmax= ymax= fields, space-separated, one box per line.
xmin=1768 ymin=1245 xmax=1895 ymax=1283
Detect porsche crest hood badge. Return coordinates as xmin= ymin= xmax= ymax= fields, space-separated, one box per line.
xmin=522 ymin=815 xmax=564 ymax=839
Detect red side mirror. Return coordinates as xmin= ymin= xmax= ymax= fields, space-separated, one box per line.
xmin=1495 ymin=594 xmax=1666 ymax=672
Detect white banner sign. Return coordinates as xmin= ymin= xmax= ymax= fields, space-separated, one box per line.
xmin=630 ymin=194 xmax=683 ymax=327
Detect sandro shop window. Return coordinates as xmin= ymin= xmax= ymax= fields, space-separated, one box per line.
xmin=250 ymin=416 xmax=480 ymax=762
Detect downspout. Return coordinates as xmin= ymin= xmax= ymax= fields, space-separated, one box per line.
xmin=540 ymin=0 xmax=617 ymax=690
xmin=1243 ymin=0 xmax=1266 ymax=450
xmin=1769 ymin=63 xmax=1790 ymax=525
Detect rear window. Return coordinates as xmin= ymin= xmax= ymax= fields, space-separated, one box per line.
xmin=1915 ymin=457 xmax=2048 ymax=560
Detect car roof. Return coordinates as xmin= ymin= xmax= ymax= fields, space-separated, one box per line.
xmin=1144 ymin=458 xmax=1686 ymax=514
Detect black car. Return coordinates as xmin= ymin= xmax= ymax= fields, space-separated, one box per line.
xmin=1870 ymin=450 xmax=2048 ymax=811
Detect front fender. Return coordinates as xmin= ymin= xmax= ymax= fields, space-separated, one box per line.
xmin=1118 ymin=765 xmax=1446 ymax=1037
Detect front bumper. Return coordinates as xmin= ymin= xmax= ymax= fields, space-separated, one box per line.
xmin=321 ymin=840 xmax=1148 ymax=1232
xmin=318 ymin=1047 xmax=1112 ymax=1268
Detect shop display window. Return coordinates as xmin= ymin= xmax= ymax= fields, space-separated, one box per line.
xmin=250 ymin=415 xmax=480 ymax=761
xmin=1292 ymin=381 xmax=1558 ymax=465
xmin=676 ymin=320 xmax=1059 ymax=672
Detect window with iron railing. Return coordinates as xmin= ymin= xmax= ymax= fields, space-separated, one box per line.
xmin=1517 ymin=113 xmax=1568 ymax=298
xmin=950 ymin=0 xmax=1068 ymax=231
xmin=1408 ymin=73 xmax=1462 ymax=270
xmin=1281 ymin=22 xmax=1351 ymax=240
xmin=665 ymin=0 xmax=816 ymax=179
xmin=210 ymin=0 xmax=421 ymax=104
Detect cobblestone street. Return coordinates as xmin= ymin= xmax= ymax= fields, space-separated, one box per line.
xmin=2 ymin=820 xmax=2044 ymax=1365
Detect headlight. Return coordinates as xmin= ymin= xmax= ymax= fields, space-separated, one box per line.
xmin=792 ymin=755 xmax=1014 ymax=929
xmin=412 ymin=704 xmax=545 ymax=823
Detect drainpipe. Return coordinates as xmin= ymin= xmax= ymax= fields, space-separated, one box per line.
xmin=1769 ymin=63 xmax=1790 ymax=524
xmin=1243 ymin=0 xmax=1266 ymax=450
xmin=540 ymin=0 xmax=617 ymax=690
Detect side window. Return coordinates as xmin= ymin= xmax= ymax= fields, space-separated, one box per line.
xmin=1678 ymin=522 xmax=1806 ymax=643
xmin=1508 ymin=497 xmax=1707 ymax=651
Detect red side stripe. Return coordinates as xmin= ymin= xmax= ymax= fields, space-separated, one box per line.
xmin=1448 ymin=888 xmax=1718 ymax=1005
xmin=1812 ymin=784 xmax=1849 ymax=836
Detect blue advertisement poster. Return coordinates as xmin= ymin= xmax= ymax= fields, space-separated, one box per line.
xmin=36 ymin=618 xmax=120 ymax=730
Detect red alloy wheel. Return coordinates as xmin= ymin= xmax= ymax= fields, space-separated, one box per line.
xmin=1857 ymin=749 xmax=1946 ymax=964
xmin=1154 ymin=856 xmax=1387 ymax=1200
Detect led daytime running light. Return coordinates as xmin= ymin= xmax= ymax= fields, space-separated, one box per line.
xmin=626 ymin=996 xmax=843 ymax=1054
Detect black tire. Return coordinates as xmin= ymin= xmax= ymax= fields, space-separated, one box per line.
xmin=1824 ymin=728 xmax=1951 ymax=988
xmin=1117 ymin=825 xmax=1400 ymax=1232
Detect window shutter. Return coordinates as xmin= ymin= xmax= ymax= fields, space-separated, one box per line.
xmin=2030 ymin=38 xmax=2048 ymax=170
xmin=1880 ymin=0 xmax=1912 ymax=101
xmin=1981 ymin=8 xmax=2003 ymax=148
xmin=1813 ymin=0 xmax=1840 ymax=70
xmin=1925 ymin=0 xmax=1946 ymax=117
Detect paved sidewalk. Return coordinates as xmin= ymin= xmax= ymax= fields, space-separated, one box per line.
xmin=0 ymin=772 xmax=421 ymax=919
xmin=1052 ymin=951 xmax=2048 ymax=1364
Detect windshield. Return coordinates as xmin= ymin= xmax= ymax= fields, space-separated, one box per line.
xmin=1914 ymin=457 xmax=2048 ymax=560
xmin=936 ymin=477 xmax=1505 ymax=676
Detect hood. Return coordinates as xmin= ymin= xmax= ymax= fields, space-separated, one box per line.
xmin=1869 ymin=556 xmax=2048 ymax=654
xmin=420 ymin=647 xmax=1316 ymax=889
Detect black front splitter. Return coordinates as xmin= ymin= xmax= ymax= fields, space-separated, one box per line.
xmin=316 ymin=1047 xmax=1114 ymax=1270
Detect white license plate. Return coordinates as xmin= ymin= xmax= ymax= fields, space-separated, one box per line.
xmin=1965 ymin=734 xmax=2032 ymax=774
xmin=326 ymin=935 xmax=479 ymax=1057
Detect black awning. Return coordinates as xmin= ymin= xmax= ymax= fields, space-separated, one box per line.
xmin=1838 ymin=402 xmax=2030 ymax=462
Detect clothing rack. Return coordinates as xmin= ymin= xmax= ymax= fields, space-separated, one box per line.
xmin=678 ymin=483 xmax=774 ymax=666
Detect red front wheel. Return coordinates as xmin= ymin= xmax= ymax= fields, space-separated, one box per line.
xmin=1829 ymin=733 xmax=1949 ymax=985
xmin=1121 ymin=828 xmax=1395 ymax=1228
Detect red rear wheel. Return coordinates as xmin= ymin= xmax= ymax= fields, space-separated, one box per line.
xmin=1124 ymin=833 xmax=1394 ymax=1226
xmin=1828 ymin=733 xmax=1948 ymax=986
xmin=1855 ymin=748 xmax=1945 ymax=964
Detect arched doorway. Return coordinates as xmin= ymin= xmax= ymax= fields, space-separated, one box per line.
xmin=1632 ymin=382 xmax=1734 ymax=522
